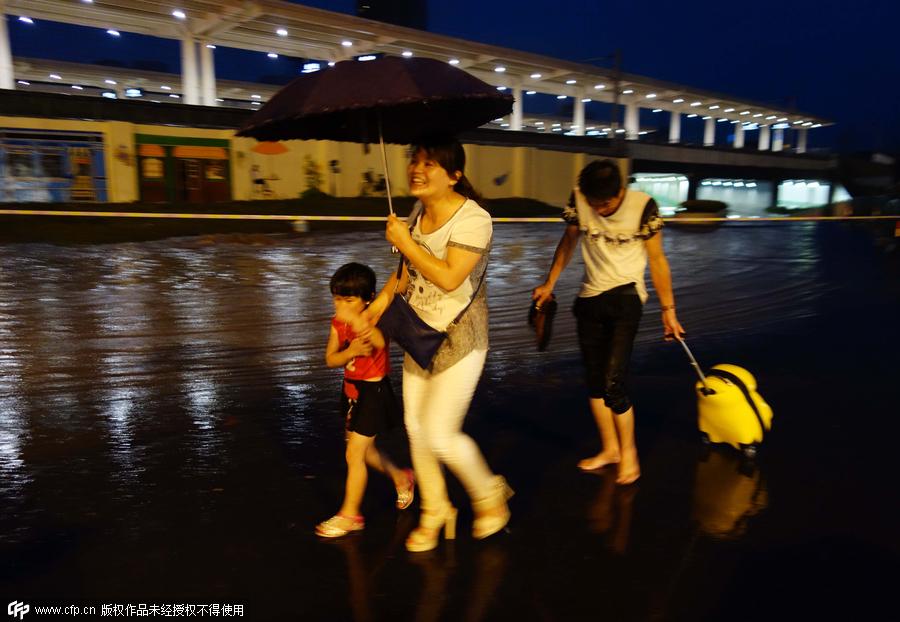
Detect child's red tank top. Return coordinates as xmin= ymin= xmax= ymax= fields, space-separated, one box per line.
xmin=332 ymin=318 xmax=390 ymax=399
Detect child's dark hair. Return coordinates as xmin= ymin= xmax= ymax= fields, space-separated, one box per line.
xmin=578 ymin=160 xmax=623 ymax=201
xmin=330 ymin=263 xmax=376 ymax=301
xmin=410 ymin=136 xmax=482 ymax=202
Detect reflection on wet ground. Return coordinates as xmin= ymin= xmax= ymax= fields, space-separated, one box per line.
xmin=1 ymin=221 xmax=898 ymax=620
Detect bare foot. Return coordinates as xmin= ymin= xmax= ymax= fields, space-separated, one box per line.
xmin=616 ymin=447 xmax=640 ymax=485
xmin=578 ymin=451 xmax=620 ymax=471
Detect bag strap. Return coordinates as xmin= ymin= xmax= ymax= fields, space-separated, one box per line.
xmin=706 ymin=368 xmax=767 ymax=442
xmin=393 ymin=201 xmax=487 ymax=327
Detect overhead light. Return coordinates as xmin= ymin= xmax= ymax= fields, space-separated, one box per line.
xmin=71 ymin=85 xmax=83 ymax=90
xmin=17 ymin=80 xmax=30 ymax=85
xmin=622 ymin=89 xmax=634 ymax=94
xmin=639 ymin=131 xmax=648 ymax=135
xmin=267 ymin=52 xmax=279 ymax=58
xmin=556 ymin=95 xmax=566 ymax=99
xmin=525 ymin=90 xmax=536 ymax=95
xmin=276 ymin=28 xmax=288 ymax=37
xmin=205 ymin=45 xmax=217 ymax=50
xmin=449 ymin=58 xmax=460 ymax=65
xmin=172 ymin=10 xmax=186 ymax=19
xmin=717 ymin=118 xmax=728 ymax=123
xmin=594 ymin=84 xmax=605 ymax=90
xmin=672 ymin=98 xmax=684 ymax=103
xmin=753 ymin=113 xmax=763 ymax=118
xmin=251 ymin=94 xmax=262 ymax=99
xmin=216 ymin=98 xmax=224 ymax=102
xmin=690 ymin=101 xmax=702 ymax=107
xmin=105 ymin=79 xmax=117 ymax=85
xmin=160 ymin=85 xmax=172 ymax=90
xmin=327 ymin=61 xmax=336 ymax=67
xmin=107 ymin=29 xmax=120 ymax=36
xmin=531 ymin=73 xmax=542 ymax=79
xmin=124 ymin=87 xmax=143 ymax=97
xmin=812 ymin=123 xmax=822 ymax=128
xmin=341 ymin=40 xmax=353 ymax=47
xmin=357 ymin=55 xmax=377 ymax=61
xmin=302 ymin=62 xmax=321 ymax=73
xmin=708 ymin=105 xmax=719 ymax=110
xmin=724 ymin=108 xmax=735 ymax=112
xmin=766 ymin=115 xmax=776 ymax=120
xmin=566 ymin=79 xmax=577 ymax=85
xmin=687 ymin=114 xmax=698 ymax=118
xmin=497 ymin=86 xmax=507 ymax=91
xmin=49 ymin=74 xmax=61 ymax=80
xmin=615 ymin=129 xmax=625 ymax=133
xmin=101 ymin=91 xmax=116 ymax=99
xmin=402 ymin=50 xmax=413 ymax=57
xmin=534 ymin=121 xmax=544 ymax=125
xmin=581 ymin=98 xmax=591 ymax=103
xmin=82 ymin=0 xmax=93 ymax=3
xmin=494 ymin=66 xmax=506 ymax=73
xmin=645 ymin=93 xmax=657 ymax=99
xmin=740 ymin=111 xmax=750 ymax=115
xmin=18 ymin=16 xmax=34 ymax=24
xmin=702 ymin=116 xmax=712 ymax=120
xmin=777 ymin=117 xmax=787 ymax=122
xmin=552 ymin=123 xmax=561 ymax=127
xmin=500 ymin=123 xmax=510 ymax=127
xmin=169 ymin=93 xmax=180 ymax=98
xmin=652 ymin=108 xmax=662 ymax=113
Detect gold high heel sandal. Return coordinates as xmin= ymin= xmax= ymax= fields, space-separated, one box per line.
xmin=405 ymin=506 xmax=457 ymax=553
xmin=472 ymin=476 xmax=515 ymax=540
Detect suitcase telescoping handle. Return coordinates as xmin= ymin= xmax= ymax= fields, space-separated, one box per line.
xmin=676 ymin=338 xmax=714 ymax=395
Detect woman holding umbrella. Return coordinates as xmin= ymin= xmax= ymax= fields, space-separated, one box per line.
xmin=370 ymin=137 xmax=512 ymax=552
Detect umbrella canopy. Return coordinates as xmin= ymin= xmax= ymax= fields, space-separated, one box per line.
xmin=236 ymin=56 xmax=513 ymax=144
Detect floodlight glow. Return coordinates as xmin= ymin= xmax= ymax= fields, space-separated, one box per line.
xmin=302 ymin=62 xmax=321 ymax=73
xmin=622 ymin=89 xmax=634 ymax=94
xmin=105 ymin=79 xmax=117 ymax=85
xmin=531 ymin=73 xmax=542 ymax=79
xmin=341 ymin=40 xmax=353 ymax=47
xmin=251 ymin=94 xmax=262 ymax=99
xmin=645 ymin=93 xmax=657 ymax=99
xmin=690 ymin=101 xmax=702 ymax=107
xmin=581 ymin=98 xmax=591 ymax=103
xmin=268 ymin=52 xmax=278 ymax=58
xmin=49 ymin=74 xmax=61 ymax=80
xmin=557 ymin=95 xmax=566 ymax=99
xmin=497 ymin=86 xmax=507 ymax=91
xmin=449 ymin=59 xmax=460 ymax=65
xmin=276 ymin=28 xmax=288 ymax=36
xmin=494 ymin=66 xmax=506 ymax=72
xmin=746 ymin=182 xmax=757 ymax=188
xmin=172 ymin=10 xmax=186 ymax=19
xmin=724 ymin=108 xmax=735 ymax=112
xmin=525 ymin=90 xmax=536 ymax=95
xmin=702 ymin=116 xmax=712 ymax=120
xmin=566 ymin=79 xmax=577 ymax=85
xmin=687 ymin=114 xmax=698 ymax=118
xmin=107 ymin=29 xmax=120 ymax=36
xmin=161 ymin=85 xmax=172 ymax=90
xmin=18 ymin=16 xmax=34 ymax=24
xmin=402 ymin=51 xmax=413 ymax=57
xmin=673 ymin=98 xmax=684 ymax=103
xmin=17 ymin=80 xmax=30 ymax=85
xmin=71 ymin=85 xmax=83 ymax=90
xmin=652 ymin=109 xmax=662 ymax=113
xmin=766 ymin=115 xmax=776 ymax=120
xmin=358 ymin=55 xmax=377 ymax=61
xmin=740 ymin=111 xmax=750 ymax=115
xmin=206 ymin=44 xmax=216 ymax=49
xmin=709 ymin=105 xmax=719 ymax=109
xmin=594 ymin=84 xmax=605 ymax=89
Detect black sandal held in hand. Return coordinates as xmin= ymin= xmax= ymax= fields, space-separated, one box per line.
xmin=528 ymin=294 xmax=557 ymax=351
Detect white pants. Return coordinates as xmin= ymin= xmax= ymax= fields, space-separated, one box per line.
xmin=403 ymin=349 xmax=495 ymax=515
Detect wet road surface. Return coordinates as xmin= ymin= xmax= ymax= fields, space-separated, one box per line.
xmin=1 ymin=221 xmax=898 ymax=621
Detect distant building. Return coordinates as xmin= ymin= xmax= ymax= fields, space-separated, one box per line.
xmin=357 ymin=0 xmax=427 ymax=30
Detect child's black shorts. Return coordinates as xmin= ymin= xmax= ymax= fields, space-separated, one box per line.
xmin=341 ymin=377 xmax=401 ymax=437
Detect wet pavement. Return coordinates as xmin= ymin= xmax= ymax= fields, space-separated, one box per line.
xmin=1 ymin=220 xmax=898 ymax=621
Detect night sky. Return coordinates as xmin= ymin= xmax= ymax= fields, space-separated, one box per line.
xmin=7 ymin=0 xmax=900 ymax=152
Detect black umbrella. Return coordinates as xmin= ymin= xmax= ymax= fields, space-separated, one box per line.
xmin=236 ymin=55 xmax=513 ymax=213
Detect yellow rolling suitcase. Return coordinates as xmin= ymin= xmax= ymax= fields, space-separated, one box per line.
xmin=678 ymin=339 xmax=773 ymax=459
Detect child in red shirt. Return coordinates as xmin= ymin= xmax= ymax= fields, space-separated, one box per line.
xmin=316 ymin=263 xmax=415 ymax=538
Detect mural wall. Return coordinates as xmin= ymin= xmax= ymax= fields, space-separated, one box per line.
xmin=0 ymin=129 xmax=107 ymax=203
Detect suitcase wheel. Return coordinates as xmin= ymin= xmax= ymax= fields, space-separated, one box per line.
xmin=740 ymin=444 xmax=758 ymax=460
xmin=700 ymin=432 xmax=711 ymax=446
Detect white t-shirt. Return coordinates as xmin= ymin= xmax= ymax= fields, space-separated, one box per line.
xmin=405 ymin=199 xmax=492 ymax=331
xmin=562 ymin=189 xmax=663 ymax=303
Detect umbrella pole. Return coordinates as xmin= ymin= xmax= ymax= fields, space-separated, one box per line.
xmin=377 ymin=115 xmax=395 ymax=215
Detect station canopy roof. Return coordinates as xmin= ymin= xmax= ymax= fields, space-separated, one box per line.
xmin=6 ymin=0 xmax=830 ymax=128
